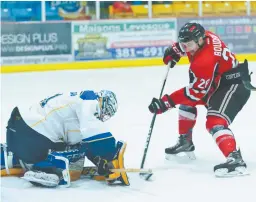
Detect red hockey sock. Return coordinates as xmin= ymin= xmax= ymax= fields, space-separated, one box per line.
xmin=215 ymin=132 xmax=236 ymax=157
xmin=179 ymin=105 xmax=197 ymax=135
xmin=206 ymin=116 xmax=236 ymax=157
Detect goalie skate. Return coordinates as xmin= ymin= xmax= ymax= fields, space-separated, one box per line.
xmin=22 ymin=171 xmax=59 ymax=187
xmin=214 ymin=149 xmax=249 ymax=178
xmin=165 ymin=134 xmax=196 ymax=161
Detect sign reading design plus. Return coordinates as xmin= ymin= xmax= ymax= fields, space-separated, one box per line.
xmin=1 ymin=22 xmax=72 ymax=65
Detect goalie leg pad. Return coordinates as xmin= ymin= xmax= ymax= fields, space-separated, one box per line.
xmin=1 ymin=143 xmax=22 ymax=175
xmin=107 ymin=141 xmax=130 ymax=186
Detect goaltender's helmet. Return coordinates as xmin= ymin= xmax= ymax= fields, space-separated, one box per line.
xmin=96 ymin=90 xmax=118 ymax=122
xmin=178 ymin=22 xmax=205 ymax=44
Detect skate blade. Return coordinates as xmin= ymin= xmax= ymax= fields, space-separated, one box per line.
xmin=215 ymin=166 xmax=250 ymax=178
xmin=21 ymin=176 xmax=59 ymax=187
xmin=165 ymin=151 xmax=196 ymax=161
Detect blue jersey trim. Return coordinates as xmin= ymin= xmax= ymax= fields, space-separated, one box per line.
xmin=79 ymin=91 xmax=98 ymax=100
xmin=83 ymin=132 xmax=112 ymax=142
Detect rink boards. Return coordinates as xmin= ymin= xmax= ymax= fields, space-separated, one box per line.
xmin=2 ymin=54 xmax=256 ymax=74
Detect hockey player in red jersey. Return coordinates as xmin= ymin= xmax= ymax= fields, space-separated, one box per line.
xmin=148 ymin=22 xmax=255 ymax=177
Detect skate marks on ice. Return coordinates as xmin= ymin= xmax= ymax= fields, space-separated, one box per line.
xmin=1 ymin=176 xmax=33 ymax=189
xmin=1 ymin=161 xmax=256 ymax=202
xmin=150 ymin=154 xmax=256 ymax=179
xmin=72 ymin=174 xmax=158 ymax=197
xmin=1 ymin=175 xmax=160 ymax=202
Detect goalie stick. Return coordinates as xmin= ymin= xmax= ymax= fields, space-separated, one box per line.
xmin=81 ymin=167 xmax=153 ymax=174
xmin=81 ymin=166 xmax=153 ymax=181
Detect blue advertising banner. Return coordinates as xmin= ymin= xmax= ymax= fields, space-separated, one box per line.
xmin=72 ymin=19 xmax=177 ymax=61
xmin=177 ymin=17 xmax=256 ymax=54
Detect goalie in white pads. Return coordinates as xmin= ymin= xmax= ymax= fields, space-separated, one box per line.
xmin=1 ymin=90 xmax=129 ymax=187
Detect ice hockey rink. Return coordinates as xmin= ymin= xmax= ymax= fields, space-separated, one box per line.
xmin=1 ymin=62 xmax=256 ymax=202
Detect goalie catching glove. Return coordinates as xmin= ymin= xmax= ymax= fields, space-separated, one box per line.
xmin=91 ymin=141 xmax=130 ymax=186
xmin=148 ymin=95 xmax=176 ymax=114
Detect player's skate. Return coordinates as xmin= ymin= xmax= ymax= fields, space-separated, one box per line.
xmin=165 ymin=134 xmax=196 ymax=160
xmin=214 ymin=149 xmax=249 ymax=177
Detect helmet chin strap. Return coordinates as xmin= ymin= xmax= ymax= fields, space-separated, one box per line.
xmin=94 ymin=101 xmax=102 ymax=121
xmin=190 ymin=41 xmax=203 ymax=55
xmin=178 ymin=42 xmax=185 ymax=52
xmin=198 ymin=36 xmax=207 ymax=49
xmin=197 ymin=42 xmax=202 ymax=48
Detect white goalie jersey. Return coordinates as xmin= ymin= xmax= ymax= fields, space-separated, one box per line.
xmin=18 ymin=91 xmax=110 ymax=145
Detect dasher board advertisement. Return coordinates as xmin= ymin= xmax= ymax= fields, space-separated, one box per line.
xmin=1 ymin=22 xmax=72 ymax=65
xmin=72 ymin=19 xmax=177 ymax=61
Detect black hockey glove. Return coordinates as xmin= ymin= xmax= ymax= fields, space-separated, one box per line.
xmin=148 ymin=95 xmax=175 ymax=114
xmin=92 ymin=156 xmax=113 ymax=176
xmin=163 ymin=42 xmax=184 ymax=68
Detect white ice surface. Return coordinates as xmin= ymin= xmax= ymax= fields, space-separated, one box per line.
xmin=1 ymin=63 xmax=256 ymax=202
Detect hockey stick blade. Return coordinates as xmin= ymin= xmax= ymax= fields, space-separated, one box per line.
xmin=140 ymin=172 xmax=153 ymax=181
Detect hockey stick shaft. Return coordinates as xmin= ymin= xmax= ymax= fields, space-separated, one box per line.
xmin=110 ymin=168 xmax=152 ymax=173
xmin=140 ymin=63 xmax=171 ymax=169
